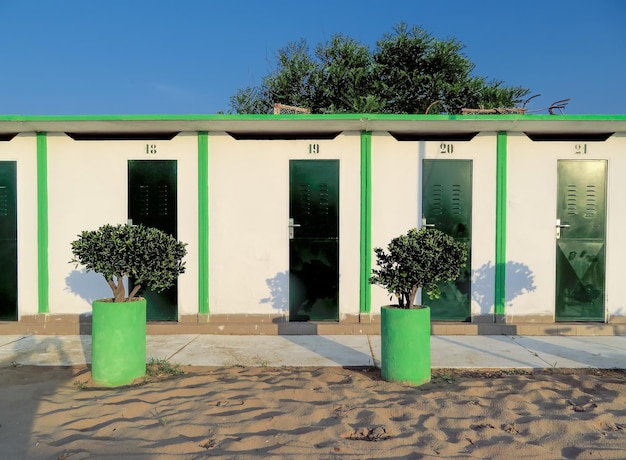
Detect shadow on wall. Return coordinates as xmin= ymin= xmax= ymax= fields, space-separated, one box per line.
xmin=65 ymin=269 xmax=113 ymax=305
xmin=263 ymin=263 xmax=537 ymax=318
xmin=260 ymin=271 xmax=288 ymax=314
xmin=472 ymin=261 xmax=536 ymax=314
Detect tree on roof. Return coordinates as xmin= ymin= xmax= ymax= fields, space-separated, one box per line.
xmin=229 ymin=23 xmax=530 ymax=115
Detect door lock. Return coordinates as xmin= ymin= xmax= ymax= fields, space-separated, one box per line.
xmin=288 ymin=218 xmax=301 ymax=239
xmin=556 ymin=218 xmax=570 ymax=239
xmin=421 ymin=217 xmax=435 ymax=228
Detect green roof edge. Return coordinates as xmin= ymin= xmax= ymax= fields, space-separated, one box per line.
xmin=1 ymin=113 xmax=626 ymax=122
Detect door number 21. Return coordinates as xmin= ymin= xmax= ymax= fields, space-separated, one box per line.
xmin=574 ymin=144 xmax=588 ymax=154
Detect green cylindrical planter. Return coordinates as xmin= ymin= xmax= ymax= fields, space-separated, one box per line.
xmin=91 ymin=298 xmax=147 ymax=387
xmin=381 ymin=305 xmax=431 ymax=386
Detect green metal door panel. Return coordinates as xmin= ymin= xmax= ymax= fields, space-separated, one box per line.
xmin=422 ymin=160 xmax=472 ymax=239
xmin=128 ymin=160 xmax=178 ymax=321
xmin=289 ymin=160 xmax=339 ymax=321
xmin=556 ymin=160 xmax=606 ymax=321
xmin=557 ymin=161 xmax=606 ymax=239
xmin=421 ymin=160 xmax=472 ymax=321
xmin=128 ymin=160 xmax=177 ymax=237
xmin=0 ymin=162 xmax=17 ymax=320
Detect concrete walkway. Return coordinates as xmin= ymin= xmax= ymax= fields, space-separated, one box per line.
xmin=1 ymin=334 xmax=626 ymax=369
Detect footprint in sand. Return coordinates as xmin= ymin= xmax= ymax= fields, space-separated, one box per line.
xmin=344 ymin=426 xmax=390 ymax=441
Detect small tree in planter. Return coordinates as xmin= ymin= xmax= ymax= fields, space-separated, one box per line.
xmin=70 ymin=223 xmax=187 ymax=387
xmin=369 ymin=227 xmax=467 ymax=385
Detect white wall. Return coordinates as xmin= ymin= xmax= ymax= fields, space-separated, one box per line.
xmin=506 ymin=134 xmax=557 ymax=319
xmin=605 ymin=134 xmax=626 ymax=320
xmin=370 ymin=132 xmax=497 ymax=317
xmin=0 ymin=134 xmax=38 ymax=317
xmin=506 ymin=133 xmax=626 ymax=320
xmin=47 ymin=133 xmax=198 ymax=317
xmin=8 ymin=123 xmax=625 ymax=324
xmin=208 ymin=132 xmax=361 ymax=317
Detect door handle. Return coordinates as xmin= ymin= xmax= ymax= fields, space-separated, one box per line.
xmin=556 ymin=219 xmax=570 ymax=239
xmin=288 ymin=218 xmax=301 ymax=239
xmin=421 ymin=217 xmax=435 ymax=228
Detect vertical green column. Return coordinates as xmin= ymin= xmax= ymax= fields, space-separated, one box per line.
xmin=36 ymin=132 xmax=49 ymax=314
xmin=495 ymin=132 xmax=507 ymax=318
xmin=360 ymin=131 xmax=372 ymax=314
xmin=197 ymin=132 xmax=209 ymax=315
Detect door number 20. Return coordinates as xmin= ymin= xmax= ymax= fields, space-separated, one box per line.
xmin=440 ymin=143 xmax=454 ymax=154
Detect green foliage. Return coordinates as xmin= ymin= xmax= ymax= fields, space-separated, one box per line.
xmin=70 ymin=224 xmax=187 ymax=302
xmin=369 ymin=228 xmax=467 ymax=309
xmin=229 ymin=23 xmax=529 ymax=114
xmin=146 ymin=358 xmax=184 ymax=377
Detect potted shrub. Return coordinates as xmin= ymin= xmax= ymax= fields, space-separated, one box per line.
xmin=369 ymin=227 xmax=467 ymax=385
xmin=70 ymin=223 xmax=187 ymax=387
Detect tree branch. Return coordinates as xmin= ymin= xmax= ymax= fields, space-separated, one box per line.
xmin=128 ymin=284 xmax=142 ymax=301
xmin=106 ymin=276 xmax=126 ymax=303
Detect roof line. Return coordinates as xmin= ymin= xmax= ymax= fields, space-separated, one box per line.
xmin=1 ymin=113 xmax=626 ymax=123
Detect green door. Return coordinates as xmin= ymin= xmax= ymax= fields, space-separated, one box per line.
xmin=289 ymin=160 xmax=339 ymax=321
xmin=421 ymin=159 xmax=472 ymax=321
xmin=556 ymin=160 xmax=606 ymax=321
xmin=0 ymin=162 xmax=17 ymax=321
xmin=128 ymin=160 xmax=178 ymax=321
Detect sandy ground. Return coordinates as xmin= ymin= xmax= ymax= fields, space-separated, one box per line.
xmin=1 ymin=365 xmax=626 ymax=459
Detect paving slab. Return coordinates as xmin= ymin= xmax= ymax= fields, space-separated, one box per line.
xmin=431 ymin=336 xmax=551 ymax=369
xmin=512 ymin=336 xmax=626 ymax=369
xmin=370 ymin=335 xmax=585 ymax=369
xmin=147 ymin=334 xmax=199 ymax=361
xmin=0 ymin=335 xmax=89 ymax=367
xmin=0 ymin=335 xmax=26 ymax=347
xmin=169 ymin=335 xmax=374 ymax=367
xmin=1 ymin=334 xmax=625 ymax=370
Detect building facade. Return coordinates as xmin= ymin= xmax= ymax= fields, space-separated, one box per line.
xmin=1 ymin=114 xmax=625 ymax=334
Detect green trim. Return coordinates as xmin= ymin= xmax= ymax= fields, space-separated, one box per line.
xmin=494 ymin=132 xmax=507 ymax=316
xmin=2 ymin=113 xmax=626 ymax=122
xmin=360 ymin=131 xmax=372 ymax=314
xmin=197 ymin=132 xmax=209 ymax=315
xmin=36 ymin=132 xmax=49 ymax=314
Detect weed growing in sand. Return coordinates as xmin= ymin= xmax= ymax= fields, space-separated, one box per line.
xmin=507 ymin=369 xmax=528 ymax=375
xmin=255 ymin=357 xmax=270 ymax=367
xmin=73 ymin=380 xmax=87 ymax=390
xmin=435 ymin=372 xmax=455 ymax=383
xmin=152 ymin=408 xmax=168 ymax=426
xmin=146 ymin=358 xmax=184 ymax=377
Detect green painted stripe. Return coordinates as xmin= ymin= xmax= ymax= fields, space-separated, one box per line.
xmin=36 ymin=132 xmax=49 ymax=314
xmin=197 ymin=132 xmax=209 ymax=315
xmin=2 ymin=113 xmax=626 ymax=123
xmin=495 ymin=132 xmax=507 ymax=316
xmin=360 ymin=131 xmax=372 ymax=314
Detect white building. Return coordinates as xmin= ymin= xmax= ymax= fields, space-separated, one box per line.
xmin=1 ymin=114 xmax=625 ymax=335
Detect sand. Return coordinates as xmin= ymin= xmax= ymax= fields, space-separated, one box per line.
xmin=1 ymin=365 xmax=625 ymax=459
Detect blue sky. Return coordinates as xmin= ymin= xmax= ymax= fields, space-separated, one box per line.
xmin=1 ymin=0 xmax=624 ymax=115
